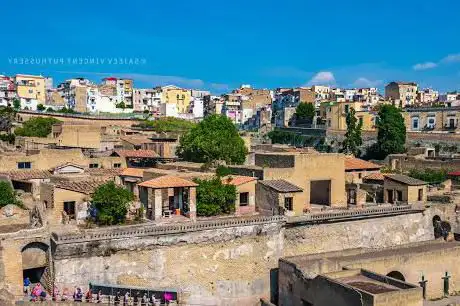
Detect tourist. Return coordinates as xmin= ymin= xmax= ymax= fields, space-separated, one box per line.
xmin=61 ymin=287 xmax=70 ymax=301
xmin=74 ymin=287 xmax=83 ymax=302
xmin=23 ymin=277 xmax=30 ymax=295
xmin=96 ymin=290 xmax=102 ymax=303
xmin=133 ymin=292 xmax=139 ymax=305
xmin=149 ymin=294 xmax=156 ymax=305
xmin=85 ymin=288 xmax=92 ymax=302
xmin=52 ymin=286 xmax=59 ymax=301
xmin=123 ymin=292 xmax=130 ymax=305
xmin=114 ymin=291 xmax=121 ymax=305
xmin=141 ymin=293 xmax=148 ymax=306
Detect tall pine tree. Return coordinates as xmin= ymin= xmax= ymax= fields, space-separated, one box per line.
xmin=341 ymin=107 xmax=363 ymax=157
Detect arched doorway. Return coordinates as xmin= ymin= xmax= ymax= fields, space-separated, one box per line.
xmin=21 ymin=242 xmax=50 ymax=287
xmin=386 ymin=271 xmax=405 ymax=282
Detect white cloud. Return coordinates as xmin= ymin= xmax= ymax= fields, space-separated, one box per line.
xmin=352 ymin=77 xmax=383 ymax=88
xmin=413 ymin=62 xmax=438 ymax=71
xmin=307 ymin=71 xmax=335 ymax=85
xmin=442 ymin=53 xmax=460 ymax=63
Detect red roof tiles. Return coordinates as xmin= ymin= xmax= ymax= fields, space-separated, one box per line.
xmin=221 ymin=175 xmax=257 ymax=186
xmin=138 ymin=175 xmax=198 ymax=189
xmin=115 ymin=150 xmax=159 ymax=158
xmin=345 ymin=157 xmax=381 ymax=171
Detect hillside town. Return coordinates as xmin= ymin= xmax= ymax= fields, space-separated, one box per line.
xmin=0 ymin=70 xmax=459 ymax=306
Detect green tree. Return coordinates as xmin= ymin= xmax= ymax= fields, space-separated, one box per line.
xmin=14 ymin=117 xmax=61 ymax=137
xmin=0 ymin=106 xmax=16 ymax=134
xmin=341 ymin=107 xmax=363 ymax=156
xmin=116 ymin=101 xmax=126 ymax=109
xmin=295 ymin=102 xmax=315 ymax=122
xmin=194 ymin=177 xmax=236 ymax=216
xmin=177 ymin=115 xmax=248 ymax=164
xmin=36 ymin=104 xmax=46 ymax=111
xmin=91 ymin=181 xmax=134 ymax=225
xmin=12 ymin=98 xmax=20 ymax=110
xmin=46 ymin=107 xmax=55 ymax=112
xmin=0 ymin=181 xmax=20 ymax=208
xmin=365 ymin=105 xmax=406 ymax=160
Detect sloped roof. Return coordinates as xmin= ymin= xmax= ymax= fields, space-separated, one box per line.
xmin=0 ymin=170 xmax=52 ymax=181
xmin=55 ymin=179 xmax=110 ymax=195
xmin=120 ymin=168 xmax=145 ymax=178
xmin=114 ymin=150 xmax=159 ymax=158
xmin=138 ymin=175 xmax=198 ymax=189
xmin=53 ymin=162 xmax=85 ymax=171
xmin=385 ymin=174 xmax=427 ymax=186
xmin=86 ymin=168 xmax=123 ymax=177
xmin=120 ymin=136 xmax=153 ymax=146
xmin=259 ymin=180 xmax=303 ymax=193
xmin=221 ymin=175 xmax=257 ymax=186
xmin=345 ymin=157 xmax=381 ymax=171
xmin=363 ymin=172 xmax=385 ymax=181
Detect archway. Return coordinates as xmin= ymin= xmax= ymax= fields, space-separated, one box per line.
xmin=21 ymin=242 xmax=49 ymax=286
xmin=386 ymin=271 xmax=405 ymax=282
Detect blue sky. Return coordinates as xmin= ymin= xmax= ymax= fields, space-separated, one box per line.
xmin=2 ymin=0 xmax=460 ymax=93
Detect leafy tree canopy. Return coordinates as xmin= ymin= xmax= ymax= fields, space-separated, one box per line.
xmin=13 ymin=99 xmax=20 ymax=110
xmin=36 ymin=104 xmax=46 ymax=111
xmin=177 ymin=115 xmax=248 ymax=164
xmin=0 ymin=181 xmax=21 ymax=208
xmin=91 ymin=181 xmax=134 ymax=225
xmin=140 ymin=117 xmax=195 ymax=133
xmin=0 ymin=106 xmax=16 ymax=133
xmin=15 ymin=117 xmax=61 ymax=137
xmin=194 ymin=177 xmax=236 ymax=217
xmin=365 ymin=105 xmax=406 ymax=160
xmin=340 ymin=107 xmax=363 ymax=157
xmin=295 ymin=102 xmax=315 ymax=121
xmin=408 ymin=168 xmax=448 ymax=184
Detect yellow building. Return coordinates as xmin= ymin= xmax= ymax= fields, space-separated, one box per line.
xmin=323 ymin=101 xmax=376 ymax=131
xmin=15 ymin=74 xmax=46 ymax=102
xmin=403 ymin=106 xmax=460 ymax=133
xmin=161 ymin=85 xmax=192 ymax=113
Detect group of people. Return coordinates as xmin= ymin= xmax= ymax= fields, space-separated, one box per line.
xmin=23 ymin=277 xmax=167 ymax=305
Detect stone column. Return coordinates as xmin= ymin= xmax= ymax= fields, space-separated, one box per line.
xmin=189 ymin=187 xmax=197 ymax=221
xmin=154 ymin=189 xmax=163 ymax=220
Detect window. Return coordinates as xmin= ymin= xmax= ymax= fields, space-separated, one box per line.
xmin=344 ymin=105 xmax=349 ymax=113
xmin=17 ymin=162 xmax=31 ymax=169
xmin=28 ymin=89 xmax=33 ymax=94
xmin=113 ymin=163 xmax=121 ymax=168
xmin=358 ymin=173 xmax=362 ymax=179
xmin=176 ymin=94 xmax=179 ymax=99
xmin=239 ymin=192 xmax=249 ymax=206
xmin=418 ymin=189 xmax=423 ymax=201
xmin=327 ymin=120 xmax=331 ymax=127
xmin=284 ymin=197 xmax=293 ymax=211
xmin=89 ymin=163 xmax=99 ymax=168
xmin=412 ymin=118 xmax=419 ymax=130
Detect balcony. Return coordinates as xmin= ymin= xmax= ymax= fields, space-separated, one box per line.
xmin=443 ymin=124 xmax=458 ymax=131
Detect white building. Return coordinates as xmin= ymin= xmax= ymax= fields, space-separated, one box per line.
xmin=0 ymin=76 xmax=16 ymax=107
xmin=417 ymin=88 xmax=439 ymax=104
xmin=190 ymin=97 xmax=204 ymax=118
xmin=160 ymin=103 xmax=178 ymax=117
xmin=133 ymin=89 xmax=158 ymax=113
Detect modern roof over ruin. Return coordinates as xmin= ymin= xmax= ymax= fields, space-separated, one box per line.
xmin=345 ymin=157 xmax=381 ymax=171
xmin=385 ymin=174 xmax=427 ymax=186
xmin=113 ymin=150 xmax=159 ymax=158
xmin=138 ymin=175 xmax=198 ymax=189
xmin=221 ymin=175 xmax=257 ymax=186
xmin=259 ymin=179 xmax=303 ymax=193
xmin=0 ymin=170 xmax=52 ymax=181
xmin=120 ymin=168 xmax=145 ymax=178
xmin=54 ymin=179 xmax=109 ymax=195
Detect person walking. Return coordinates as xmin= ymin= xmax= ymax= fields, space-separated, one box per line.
xmin=23 ymin=277 xmax=30 ymax=295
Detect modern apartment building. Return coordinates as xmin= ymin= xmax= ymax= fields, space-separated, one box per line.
xmin=417 ymin=88 xmax=439 ymax=104
xmin=15 ymin=74 xmax=46 ymax=110
xmin=385 ymin=81 xmax=418 ymax=107
xmin=0 ymin=76 xmax=16 ymax=107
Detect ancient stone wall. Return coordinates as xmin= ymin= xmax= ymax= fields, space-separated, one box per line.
xmin=50 ymin=207 xmax=448 ymax=305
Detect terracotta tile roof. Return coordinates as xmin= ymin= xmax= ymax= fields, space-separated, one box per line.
xmin=120 ymin=168 xmax=145 ymax=178
xmin=259 ymin=180 xmax=303 ymax=193
xmin=345 ymin=157 xmax=381 ymax=171
xmin=53 ymin=162 xmax=85 ymax=171
xmin=120 ymin=136 xmax=153 ymax=146
xmin=363 ymin=172 xmax=385 ymax=181
xmin=221 ymin=175 xmax=257 ymax=186
xmin=86 ymin=168 xmax=123 ymax=177
xmin=0 ymin=170 xmax=52 ymax=181
xmin=138 ymin=175 xmax=198 ymax=189
xmin=385 ymin=174 xmax=427 ymax=186
xmin=55 ymin=179 xmax=110 ymax=195
xmin=114 ymin=150 xmax=159 ymax=158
